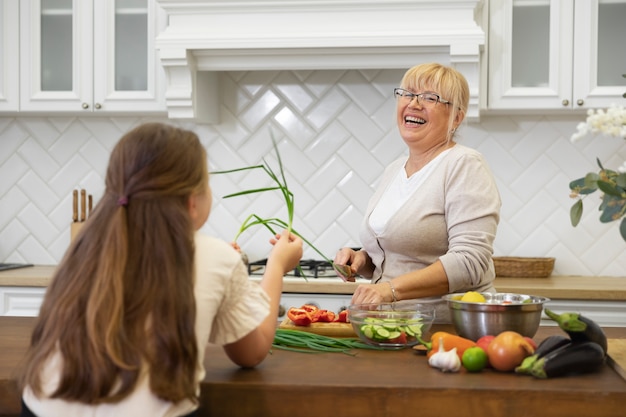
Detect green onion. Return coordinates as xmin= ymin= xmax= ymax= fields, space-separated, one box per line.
xmin=213 ymin=130 xmax=338 ymax=276
xmin=272 ymin=329 xmax=384 ymax=355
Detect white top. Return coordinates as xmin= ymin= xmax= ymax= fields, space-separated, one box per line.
xmin=369 ymin=149 xmax=450 ymax=235
xmin=23 ymin=233 xmax=270 ymax=417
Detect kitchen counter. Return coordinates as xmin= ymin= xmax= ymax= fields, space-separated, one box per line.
xmin=0 ymin=317 xmax=625 ymax=417
xmin=2 ymin=265 xmax=626 ymax=301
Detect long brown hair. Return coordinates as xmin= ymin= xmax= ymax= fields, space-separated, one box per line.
xmin=20 ymin=123 xmax=207 ymax=404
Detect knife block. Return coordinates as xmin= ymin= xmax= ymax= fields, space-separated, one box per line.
xmin=70 ymin=223 xmax=84 ymax=242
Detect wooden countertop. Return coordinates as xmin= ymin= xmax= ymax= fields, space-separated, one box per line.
xmin=3 ymin=266 xmax=626 ymax=301
xmin=1 ymin=317 xmax=625 ymax=417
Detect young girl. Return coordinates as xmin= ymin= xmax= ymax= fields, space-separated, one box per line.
xmin=19 ymin=122 xmax=303 ymax=417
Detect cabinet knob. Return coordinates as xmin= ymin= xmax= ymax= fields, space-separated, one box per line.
xmin=94 ymin=103 xmax=102 ymax=110
xmin=576 ymin=99 xmax=584 ymax=106
xmin=561 ymin=99 xmax=569 ymax=106
xmin=81 ymin=102 xmax=89 ymax=109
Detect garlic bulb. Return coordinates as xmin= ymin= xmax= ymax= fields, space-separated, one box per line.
xmin=428 ymin=337 xmax=461 ymax=372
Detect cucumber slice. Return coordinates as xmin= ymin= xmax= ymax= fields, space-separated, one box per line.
xmin=387 ymin=330 xmax=402 ymax=339
xmin=374 ymin=327 xmax=391 ymax=339
xmin=406 ymin=324 xmax=423 ymax=337
xmin=362 ymin=325 xmax=375 ymax=339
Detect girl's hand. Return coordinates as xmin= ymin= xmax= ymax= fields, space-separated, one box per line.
xmin=268 ymin=230 xmax=303 ymax=274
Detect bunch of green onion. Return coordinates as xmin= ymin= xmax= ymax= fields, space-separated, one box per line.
xmin=272 ymin=329 xmax=383 ymax=355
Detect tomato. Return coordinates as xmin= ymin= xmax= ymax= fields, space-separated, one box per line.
xmin=389 ymin=331 xmax=407 ymax=345
xmin=476 ymin=335 xmax=495 ymax=352
xmin=462 ymin=346 xmax=489 ymax=372
xmin=487 ymin=331 xmax=535 ymax=372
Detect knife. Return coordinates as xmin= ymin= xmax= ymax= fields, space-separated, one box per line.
xmin=333 ymin=263 xmax=356 ymax=282
xmin=72 ymin=190 xmax=78 ymax=223
xmin=80 ymin=189 xmax=86 ymax=222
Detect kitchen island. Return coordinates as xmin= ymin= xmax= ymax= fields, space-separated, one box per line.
xmin=0 ymin=317 xmax=624 ymax=417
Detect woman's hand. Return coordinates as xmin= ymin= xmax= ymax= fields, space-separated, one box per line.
xmin=351 ymin=282 xmax=394 ymax=305
xmin=333 ymin=246 xmax=356 ymax=281
xmin=334 ymin=248 xmax=374 ymax=280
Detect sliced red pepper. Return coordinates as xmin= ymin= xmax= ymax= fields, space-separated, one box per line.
xmin=300 ymin=304 xmax=319 ymax=314
xmin=287 ymin=307 xmax=312 ymax=326
xmin=312 ymin=309 xmax=336 ymax=322
xmin=334 ymin=309 xmax=349 ymax=323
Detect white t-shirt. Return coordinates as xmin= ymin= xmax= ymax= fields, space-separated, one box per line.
xmin=23 ymin=233 xmax=270 ymax=417
xmin=369 ymin=150 xmax=450 ymax=235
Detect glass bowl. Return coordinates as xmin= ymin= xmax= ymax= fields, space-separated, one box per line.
xmin=347 ymin=301 xmax=436 ymax=349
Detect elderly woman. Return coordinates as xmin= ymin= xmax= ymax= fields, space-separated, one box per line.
xmin=335 ymin=62 xmax=501 ymax=319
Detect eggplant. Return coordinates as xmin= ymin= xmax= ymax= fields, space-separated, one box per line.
xmin=515 ymin=335 xmax=571 ymax=375
xmin=530 ymin=341 xmax=605 ymax=379
xmin=544 ymin=309 xmax=607 ymax=355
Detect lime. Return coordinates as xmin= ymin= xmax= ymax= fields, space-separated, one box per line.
xmin=462 ymin=346 xmax=488 ymax=372
xmin=460 ymin=291 xmax=486 ymax=303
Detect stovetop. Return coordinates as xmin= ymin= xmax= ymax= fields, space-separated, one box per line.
xmin=0 ymin=263 xmax=34 ymax=272
xmin=248 ymin=259 xmax=337 ymax=278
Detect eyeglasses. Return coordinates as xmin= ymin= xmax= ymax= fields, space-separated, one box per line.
xmin=393 ymin=88 xmax=451 ymax=108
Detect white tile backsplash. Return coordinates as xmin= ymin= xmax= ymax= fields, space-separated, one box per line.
xmin=1 ymin=69 xmax=626 ymax=277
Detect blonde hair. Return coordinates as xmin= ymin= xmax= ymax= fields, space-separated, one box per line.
xmin=400 ymin=62 xmax=469 ymax=140
xmin=20 ymin=123 xmax=207 ymax=405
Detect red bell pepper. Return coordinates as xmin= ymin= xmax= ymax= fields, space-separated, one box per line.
xmin=334 ymin=309 xmax=349 ymax=323
xmin=300 ymin=304 xmax=319 ymax=314
xmin=287 ymin=307 xmax=313 ymax=326
xmin=313 ymin=309 xmax=336 ymax=322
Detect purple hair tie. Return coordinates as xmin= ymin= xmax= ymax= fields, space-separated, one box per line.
xmin=117 ymin=196 xmax=129 ymax=206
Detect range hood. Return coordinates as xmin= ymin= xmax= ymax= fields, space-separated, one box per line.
xmin=155 ymin=0 xmax=485 ymax=122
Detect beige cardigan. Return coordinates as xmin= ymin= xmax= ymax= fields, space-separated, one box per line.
xmin=360 ymin=144 xmax=501 ymax=296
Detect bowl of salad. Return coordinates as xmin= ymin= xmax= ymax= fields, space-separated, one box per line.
xmin=347 ymin=301 xmax=436 ymax=349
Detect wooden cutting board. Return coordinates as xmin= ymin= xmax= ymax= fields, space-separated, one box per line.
xmin=607 ymin=339 xmax=626 ymax=381
xmin=278 ymin=318 xmax=356 ymax=337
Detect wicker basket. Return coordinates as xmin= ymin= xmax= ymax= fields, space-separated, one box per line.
xmin=493 ymin=257 xmax=555 ymax=278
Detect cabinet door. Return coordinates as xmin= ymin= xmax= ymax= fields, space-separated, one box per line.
xmin=488 ymin=0 xmax=626 ymax=111
xmin=573 ymin=0 xmax=626 ymax=109
xmin=0 ymin=0 xmax=20 ymax=111
xmin=20 ymin=0 xmax=93 ymax=112
xmin=93 ymin=0 xmax=166 ymax=112
xmin=488 ymin=0 xmax=574 ymax=109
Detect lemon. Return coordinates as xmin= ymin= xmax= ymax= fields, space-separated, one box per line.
xmin=460 ymin=291 xmax=486 ymax=303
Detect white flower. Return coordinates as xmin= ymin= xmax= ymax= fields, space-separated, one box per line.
xmin=570 ymin=104 xmax=626 ymax=172
xmin=570 ymin=103 xmax=626 ymax=142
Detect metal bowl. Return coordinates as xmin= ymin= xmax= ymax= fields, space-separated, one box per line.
xmin=348 ymin=301 xmax=436 ymax=349
xmin=442 ymin=292 xmax=550 ymax=341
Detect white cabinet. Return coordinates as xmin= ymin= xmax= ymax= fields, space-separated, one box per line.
xmin=487 ymin=0 xmax=626 ymax=110
xmin=0 ymin=287 xmax=46 ymax=317
xmin=0 ymin=0 xmax=19 ymax=111
xmin=19 ymin=0 xmax=166 ymax=113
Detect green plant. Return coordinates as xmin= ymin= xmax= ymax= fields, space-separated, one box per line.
xmin=569 ymin=83 xmax=626 ymax=242
xmin=213 ymin=132 xmax=335 ymax=272
xmin=569 ymin=158 xmax=626 ymax=241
